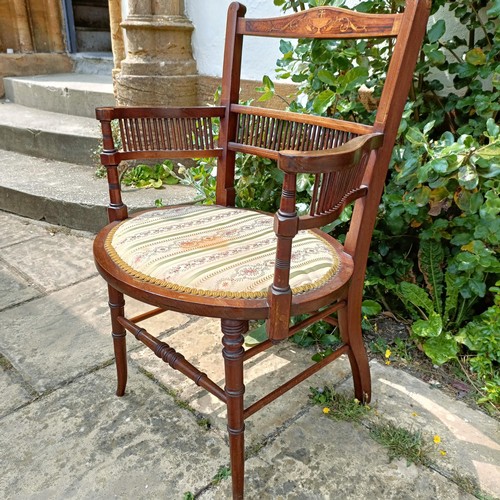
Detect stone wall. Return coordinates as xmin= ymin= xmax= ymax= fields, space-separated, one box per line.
xmin=0 ymin=0 xmax=72 ymax=97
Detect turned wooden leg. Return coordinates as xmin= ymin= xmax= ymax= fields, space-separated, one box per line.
xmin=108 ymin=285 xmax=127 ymax=397
xmin=338 ymin=304 xmax=371 ymax=403
xmin=222 ymin=318 xmax=248 ymax=500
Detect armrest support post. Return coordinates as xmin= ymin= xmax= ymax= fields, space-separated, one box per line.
xmin=98 ymin=116 xmax=128 ymax=223
xmin=267 ymin=173 xmax=299 ymax=341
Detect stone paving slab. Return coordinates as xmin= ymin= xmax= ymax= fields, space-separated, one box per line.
xmin=0 ymin=260 xmax=42 ymax=311
xmin=0 ymin=274 xmax=192 ymax=394
xmin=204 ymin=407 xmax=475 ymax=500
xmin=0 ymin=364 xmax=228 ymax=499
xmin=0 ymin=230 xmax=96 ymax=292
xmin=0 ymin=211 xmax=49 ymax=248
xmin=364 ymin=361 xmax=500 ymax=499
xmin=0 ymin=277 xmax=114 ymax=393
xmin=0 ymin=356 xmax=35 ymax=418
xmin=130 ymin=316 xmax=352 ymax=442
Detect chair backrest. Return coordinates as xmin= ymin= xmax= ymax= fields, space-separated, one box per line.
xmin=212 ymin=2 xmax=429 ymax=338
xmin=96 ymin=1 xmax=430 ymax=340
xmin=216 ymin=1 xmax=430 ymax=205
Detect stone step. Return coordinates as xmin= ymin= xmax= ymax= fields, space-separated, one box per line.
xmin=0 ymin=150 xmax=199 ymax=232
xmin=0 ymin=101 xmax=101 ymax=165
xmin=71 ymin=52 xmax=114 ymax=75
xmin=3 ymin=73 xmax=114 ymax=118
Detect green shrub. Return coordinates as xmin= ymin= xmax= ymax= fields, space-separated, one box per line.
xmin=267 ymin=0 xmax=500 ymax=407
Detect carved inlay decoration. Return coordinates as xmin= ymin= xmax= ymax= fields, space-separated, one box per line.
xmin=265 ymin=10 xmax=367 ymax=35
xmin=278 ymin=9 xmax=366 ymax=35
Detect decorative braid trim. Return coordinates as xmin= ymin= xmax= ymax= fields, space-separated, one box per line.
xmin=104 ymin=207 xmax=340 ymax=299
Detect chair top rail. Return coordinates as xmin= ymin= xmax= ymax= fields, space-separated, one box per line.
xmin=237 ymin=7 xmax=403 ymax=39
xmin=96 ymin=106 xmax=226 ymax=121
xmin=230 ymin=104 xmax=374 ymax=135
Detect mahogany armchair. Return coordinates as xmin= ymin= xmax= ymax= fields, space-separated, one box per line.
xmin=93 ymin=2 xmax=429 ymax=498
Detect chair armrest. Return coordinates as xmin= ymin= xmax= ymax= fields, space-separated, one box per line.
xmin=277 ymin=132 xmax=384 ymax=174
xmin=96 ymin=106 xmax=226 ymax=164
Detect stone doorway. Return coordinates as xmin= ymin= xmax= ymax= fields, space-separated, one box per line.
xmin=64 ymin=0 xmax=112 ymax=53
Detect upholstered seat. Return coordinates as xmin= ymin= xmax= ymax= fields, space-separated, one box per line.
xmin=104 ymin=205 xmax=342 ymax=299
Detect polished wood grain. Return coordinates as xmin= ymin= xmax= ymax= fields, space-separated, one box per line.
xmin=238 ymin=8 xmax=403 ymax=39
xmin=93 ymin=2 xmax=430 ymax=498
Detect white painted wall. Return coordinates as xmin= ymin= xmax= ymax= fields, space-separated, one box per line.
xmin=184 ymin=0 xmax=283 ymax=80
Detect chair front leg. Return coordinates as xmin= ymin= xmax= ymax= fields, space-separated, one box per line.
xmin=108 ymin=285 xmax=127 ymax=397
xmin=221 ymin=318 xmax=248 ymax=500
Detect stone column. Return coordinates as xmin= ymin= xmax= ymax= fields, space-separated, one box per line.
xmin=45 ymin=0 xmax=65 ymax=52
xmin=12 ymin=0 xmax=34 ymax=52
xmin=109 ymin=0 xmax=126 ymax=70
xmin=114 ymin=0 xmax=198 ymax=106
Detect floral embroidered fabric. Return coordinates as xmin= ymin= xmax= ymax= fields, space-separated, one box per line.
xmin=105 ymin=205 xmax=341 ymax=298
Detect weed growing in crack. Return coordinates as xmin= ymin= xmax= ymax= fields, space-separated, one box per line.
xmin=211 ymin=465 xmax=231 ymax=485
xmin=369 ymin=421 xmax=431 ymax=466
xmin=310 ymin=387 xmax=371 ymax=422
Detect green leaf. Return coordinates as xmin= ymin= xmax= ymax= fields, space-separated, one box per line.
xmin=399 ymin=282 xmax=435 ymax=316
xmin=422 ymin=335 xmax=458 ymax=365
xmin=465 ymin=48 xmax=486 ymax=66
xmin=476 ymin=141 xmax=500 ymax=160
xmin=458 ymin=163 xmax=479 ymax=190
xmin=279 ymin=40 xmax=293 ymax=55
xmin=362 ymin=300 xmax=382 ymax=317
xmin=443 ymin=271 xmax=459 ymax=324
xmin=487 ymin=0 xmax=500 ymax=17
xmin=455 ymin=251 xmax=477 ymax=271
xmin=291 ymin=74 xmax=308 ymax=83
xmin=317 ymin=69 xmax=337 ymax=86
xmin=414 ymin=186 xmax=431 ymax=207
xmin=312 ymin=89 xmax=336 ymax=115
xmin=257 ymin=91 xmax=275 ymax=102
xmin=245 ymin=323 xmax=268 ymax=346
xmin=428 ymin=158 xmax=449 ymax=174
xmin=486 ymin=118 xmax=500 ymax=138
xmin=338 ymin=66 xmax=369 ymax=92
xmin=418 ymin=240 xmax=444 ymax=315
xmin=163 ymin=176 xmax=179 ymax=185
xmin=406 ymin=127 xmax=427 ymax=146
xmin=423 ymin=120 xmax=436 ymax=135
xmin=262 ymin=75 xmax=274 ymax=90
xmin=427 ymin=20 xmax=446 ymax=43
xmin=411 ymin=311 xmax=443 ymax=338
xmin=296 ymin=173 xmax=312 ymax=192
xmin=427 ymin=49 xmax=446 ymax=66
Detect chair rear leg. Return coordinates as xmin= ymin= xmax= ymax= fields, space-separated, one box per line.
xmin=221 ymin=319 xmax=248 ymax=500
xmin=108 ymin=285 xmax=127 ymax=397
xmin=338 ymin=304 xmax=371 ymax=403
